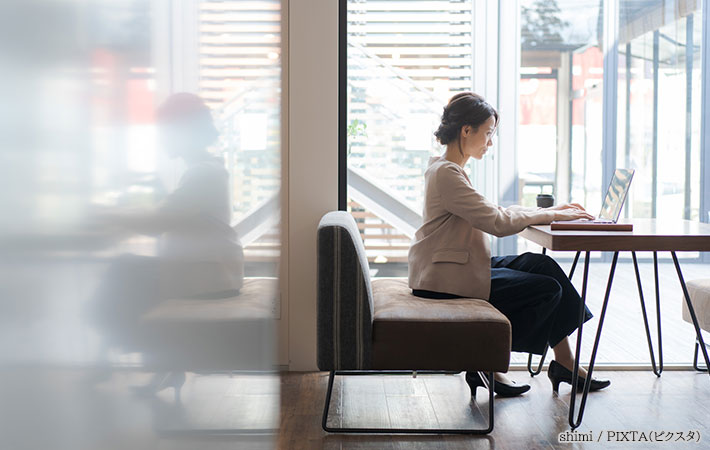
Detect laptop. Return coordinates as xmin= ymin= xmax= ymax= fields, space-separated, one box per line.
xmin=550 ymin=168 xmax=635 ymax=231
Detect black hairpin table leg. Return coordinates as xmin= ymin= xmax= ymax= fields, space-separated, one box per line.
xmin=527 ymin=347 xmax=548 ymax=376
xmin=569 ymin=251 xmax=618 ymax=429
xmin=631 ymin=251 xmax=663 ymax=376
xmin=694 ymin=339 xmax=709 ymax=372
xmin=528 ymin=251 xmax=582 ymax=377
xmin=671 ymin=252 xmax=710 ymax=378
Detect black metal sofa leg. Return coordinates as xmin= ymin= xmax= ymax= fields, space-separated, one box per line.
xmin=321 ymin=370 xmax=495 ymax=434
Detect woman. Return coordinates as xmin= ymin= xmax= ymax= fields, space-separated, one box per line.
xmin=89 ymin=93 xmax=244 ymax=394
xmin=408 ymin=92 xmax=610 ymax=397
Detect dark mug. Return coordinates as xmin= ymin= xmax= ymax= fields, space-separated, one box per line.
xmin=536 ymin=194 xmax=554 ymax=208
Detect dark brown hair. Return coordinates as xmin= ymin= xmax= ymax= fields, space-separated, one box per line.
xmin=156 ymin=92 xmax=219 ymax=148
xmin=434 ymin=92 xmax=499 ymax=145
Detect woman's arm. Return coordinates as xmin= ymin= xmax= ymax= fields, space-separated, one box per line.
xmin=435 ymin=165 xmax=592 ymax=237
xmin=506 ymin=204 xmax=539 ymax=212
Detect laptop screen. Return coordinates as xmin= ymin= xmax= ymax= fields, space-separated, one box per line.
xmin=599 ymin=169 xmax=635 ymax=222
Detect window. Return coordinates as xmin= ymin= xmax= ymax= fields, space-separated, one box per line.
xmin=340 ymin=0 xmax=710 ymax=366
xmin=617 ymin=1 xmax=703 ymax=225
xmin=196 ymin=1 xmax=281 ymax=275
xmin=345 ymin=0 xmax=476 ymax=275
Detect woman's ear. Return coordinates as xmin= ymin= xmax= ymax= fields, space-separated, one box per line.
xmin=461 ymin=125 xmax=471 ymax=138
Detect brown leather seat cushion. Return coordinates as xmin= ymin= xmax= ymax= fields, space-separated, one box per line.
xmin=142 ymin=278 xmax=279 ymax=322
xmin=136 ymin=278 xmax=278 ymax=371
xmin=371 ymin=278 xmax=511 ymax=372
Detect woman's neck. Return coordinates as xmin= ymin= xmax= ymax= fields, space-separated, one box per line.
xmin=444 ymin=142 xmax=470 ymax=168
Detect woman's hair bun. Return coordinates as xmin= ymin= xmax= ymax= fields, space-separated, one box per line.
xmin=434 ymin=92 xmax=498 ymax=145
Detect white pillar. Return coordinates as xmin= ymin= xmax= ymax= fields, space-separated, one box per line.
xmin=286 ymin=0 xmax=338 ymax=370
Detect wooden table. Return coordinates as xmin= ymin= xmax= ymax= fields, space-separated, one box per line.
xmin=518 ymin=219 xmax=710 ymax=429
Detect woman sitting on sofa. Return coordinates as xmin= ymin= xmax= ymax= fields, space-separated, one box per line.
xmin=408 ymin=92 xmax=611 ymax=397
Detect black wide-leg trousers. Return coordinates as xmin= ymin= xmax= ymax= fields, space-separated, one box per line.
xmin=489 ymin=252 xmax=592 ymax=355
xmin=413 ymin=252 xmax=592 ymax=355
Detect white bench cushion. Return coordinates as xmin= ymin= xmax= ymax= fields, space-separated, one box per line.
xmin=682 ymin=279 xmax=710 ymax=332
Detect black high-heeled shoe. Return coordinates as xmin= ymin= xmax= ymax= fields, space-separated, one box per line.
xmin=465 ymin=372 xmax=531 ymax=398
xmin=547 ymin=360 xmax=610 ymax=393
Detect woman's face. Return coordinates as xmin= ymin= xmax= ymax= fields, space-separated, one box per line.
xmin=159 ymin=124 xmax=190 ymax=159
xmin=459 ymin=115 xmax=496 ymax=160
xmin=158 ymin=122 xmax=209 ymax=159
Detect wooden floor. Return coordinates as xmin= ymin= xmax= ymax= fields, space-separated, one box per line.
xmin=3 ymin=367 xmax=708 ymax=449
xmin=278 ymin=370 xmax=710 ymax=449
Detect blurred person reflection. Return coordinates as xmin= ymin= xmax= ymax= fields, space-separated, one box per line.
xmin=89 ymin=93 xmax=244 ymax=393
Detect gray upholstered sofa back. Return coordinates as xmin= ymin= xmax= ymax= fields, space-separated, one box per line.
xmin=317 ymin=211 xmax=374 ymax=370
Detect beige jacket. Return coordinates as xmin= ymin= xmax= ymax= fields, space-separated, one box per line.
xmin=408 ymin=156 xmax=556 ymax=300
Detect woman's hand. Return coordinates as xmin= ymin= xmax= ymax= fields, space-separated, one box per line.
xmin=552 ymin=208 xmax=595 ymax=222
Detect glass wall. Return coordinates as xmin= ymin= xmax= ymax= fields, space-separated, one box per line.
xmin=617 ymin=0 xmax=703 ymax=224
xmin=343 ymin=0 xmax=710 ymax=366
xmin=516 ymin=0 xmax=706 ymax=257
xmin=518 ymin=0 xmax=605 ymax=256
xmin=0 ymin=0 xmax=280 ymax=446
xmin=346 ymin=0 xmax=475 ymax=275
xmin=345 ymin=0 xmax=709 ymax=269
